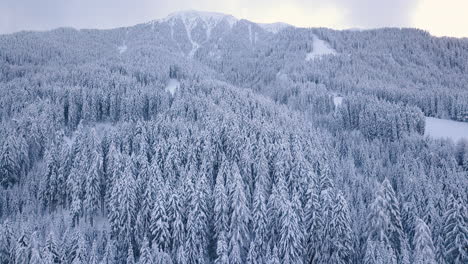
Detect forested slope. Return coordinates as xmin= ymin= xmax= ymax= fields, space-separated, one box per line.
xmin=0 ymin=10 xmax=467 ymax=264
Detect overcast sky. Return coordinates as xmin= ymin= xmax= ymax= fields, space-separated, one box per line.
xmin=1 ymin=0 xmax=467 ymax=37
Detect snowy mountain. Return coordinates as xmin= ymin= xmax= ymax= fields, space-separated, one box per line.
xmin=0 ymin=10 xmax=467 ymax=264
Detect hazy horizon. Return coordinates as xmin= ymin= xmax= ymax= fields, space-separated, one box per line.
xmin=2 ymin=0 xmax=468 ymax=38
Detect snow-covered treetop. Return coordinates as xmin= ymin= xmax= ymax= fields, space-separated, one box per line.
xmin=257 ymin=22 xmax=292 ymax=34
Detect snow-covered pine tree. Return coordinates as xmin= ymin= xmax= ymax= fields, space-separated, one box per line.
xmin=89 ymin=241 xmax=100 ymax=264
xmin=72 ymin=233 xmax=88 ymax=264
xmin=228 ymin=161 xmax=250 ymax=264
xmin=326 ymin=192 xmax=354 ymax=264
xmin=365 ymin=181 xmax=396 ymax=263
xmin=138 ymin=237 xmax=153 ymax=264
xmin=85 ymin=150 xmax=102 ymax=226
xmin=127 ymin=245 xmax=136 ymax=264
xmin=413 ymin=217 xmax=437 ymax=264
xmin=185 ymin=175 xmax=209 ymax=263
xmin=15 ymin=232 xmax=31 ymax=264
xmin=278 ymin=198 xmax=303 ymax=264
xmin=381 ymin=178 xmax=405 ymax=259
xmin=442 ymin=196 xmax=468 ymax=264
xmin=0 ymin=221 xmax=15 ymax=264
xmin=215 ymin=231 xmax=229 ymax=264
xmin=304 ymin=179 xmax=323 ymax=263
xmin=43 ymin=232 xmax=61 ymax=264
xmin=214 ymin=159 xmax=229 ymax=241
xmin=29 ymin=232 xmax=43 ymax=264
xmin=150 ymin=186 xmax=170 ymax=251
xmin=168 ymin=190 xmax=185 ymax=256
xmin=108 ymin=159 xmax=137 ymax=248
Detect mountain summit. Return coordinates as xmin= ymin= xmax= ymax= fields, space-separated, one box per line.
xmin=159 ymin=10 xmax=238 ymax=28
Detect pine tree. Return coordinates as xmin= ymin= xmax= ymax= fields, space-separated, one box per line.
xmin=68 ymin=162 xmax=84 ymax=227
xmin=364 ymin=241 xmax=397 ymax=264
xmin=153 ymin=248 xmax=173 ymax=264
xmin=85 ymin=150 xmax=102 ymax=226
xmin=138 ymin=237 xmax=153 ymax=264
xmin=175 ymin=245 xmax=188 ymax=264
xmin=29 ymin=232 xmax=43 ymax=264
xmin=43 ymin=232 xmax=61 ymax=264
xmin=246 ymin=240 xmax=259 ymax=264
xmin=304 ymin=180 xmax=323 ymax=263
xmin=214 ymin=163 xmax=229 ymax=240
xmin=325 ymin=192 xmax=354 ymax=264
xmin=185 ymin=175 xmax=208 ymax=263
xmin=443 ymin=196 xmax=468 ymax=264
xmin=413 ymin=218 xmax=437 ymax=264
xmin=0 ymin=135 xmax=21 ymax=187
xmin=72 ymin=233 xmax=88 ymax=264
xmin=381 ymin=179 xmax=405 ymax=259
xmin=278 ymin=199 xmax=303 ymax=264
xmin=108 ymin=161 xmax=136 ymax=246
xmin=168 ymin=191 xmax=185 ymax=255
xmin=89 ymin=241 xmax=100 ymax=264
xmin=269 ymin=245 xmax=281 ymax=264
xmin=251 ymin=174 xmax=268 ymax=260
xmin=366 ymin=182 xmax=394 ymax=263
xmin=127 ymin=245 xmax=136 ymax=264
xmin=136 ymin=163 xmax=160 ymax=244
xmin=40 ymin=140 xmax=62 ymax=212
xmin=0 ymin=221 xmax=15 ymax=264
xmin=215 ymin=231 xmax=229 ymax=264
xmin=151 ymin=187 xmax=170 ymax=251
xmin=228 ymin=162 xmax=250 ymax=264
xmin=15 ymin=232 xmax=30 ymax=264
xmin=100 ymin=239 xmax=117 ymax=264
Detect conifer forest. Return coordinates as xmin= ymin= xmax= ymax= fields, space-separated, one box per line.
xmin=0 ymin=10 xmax=467 ymax=264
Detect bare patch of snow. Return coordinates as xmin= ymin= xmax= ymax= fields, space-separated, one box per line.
xmin=306 ymin=35 xmax=337 ymax=61
xmin=425 ymin=117 xmax=468 ymax=142
xmin=165 ymin=79 xmax=180 ymax=95
xmin=118 ymin=44 xmax=127 ymax=54
xmin=333 ymin=96 xmax=343 ymax=107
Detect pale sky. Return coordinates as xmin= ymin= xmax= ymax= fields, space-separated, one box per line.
xmin=1 ymin=0 xmax=467 ymax=38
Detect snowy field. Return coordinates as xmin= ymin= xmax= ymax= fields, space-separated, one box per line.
xmin=425 ymin=117 xmax=468 ymax=142
xmin=306 ymin=35 xmax=337 ymax=61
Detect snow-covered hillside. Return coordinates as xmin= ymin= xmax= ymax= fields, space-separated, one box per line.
xmin=257 ymin=22 xmax=292 ymax=33
xmin=1 ymin=9 xmax=468 ymax=264
xmin=306 ymin=35 xmax=337 ymax=61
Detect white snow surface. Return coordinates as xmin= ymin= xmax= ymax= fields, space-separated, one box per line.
xmin=333 ymin=96 xmax=343 ymax=107
xmin=159 ymin=10 xmax=238 ymax=58
xmin=306 ymin=35 xmax=337 ymax=61
xmin=117 ymin=44 xmax=127 ymax=54
xmin=160 ymin=10 xmax=238 ymax=29
xmin=258 ymin=22 xmax=291 ymax=34
xmin=425 ymin=117 xmax=468 ymax=142
xmin=165 ymin=79 xmax=180 ymax=95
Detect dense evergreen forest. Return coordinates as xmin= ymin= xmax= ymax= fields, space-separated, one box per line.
xmin=0 ymin=10 xmax=467 ymax=264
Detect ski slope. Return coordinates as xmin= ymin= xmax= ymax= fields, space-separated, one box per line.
xmin=306 ymin=35 xmax=337 ymax=61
